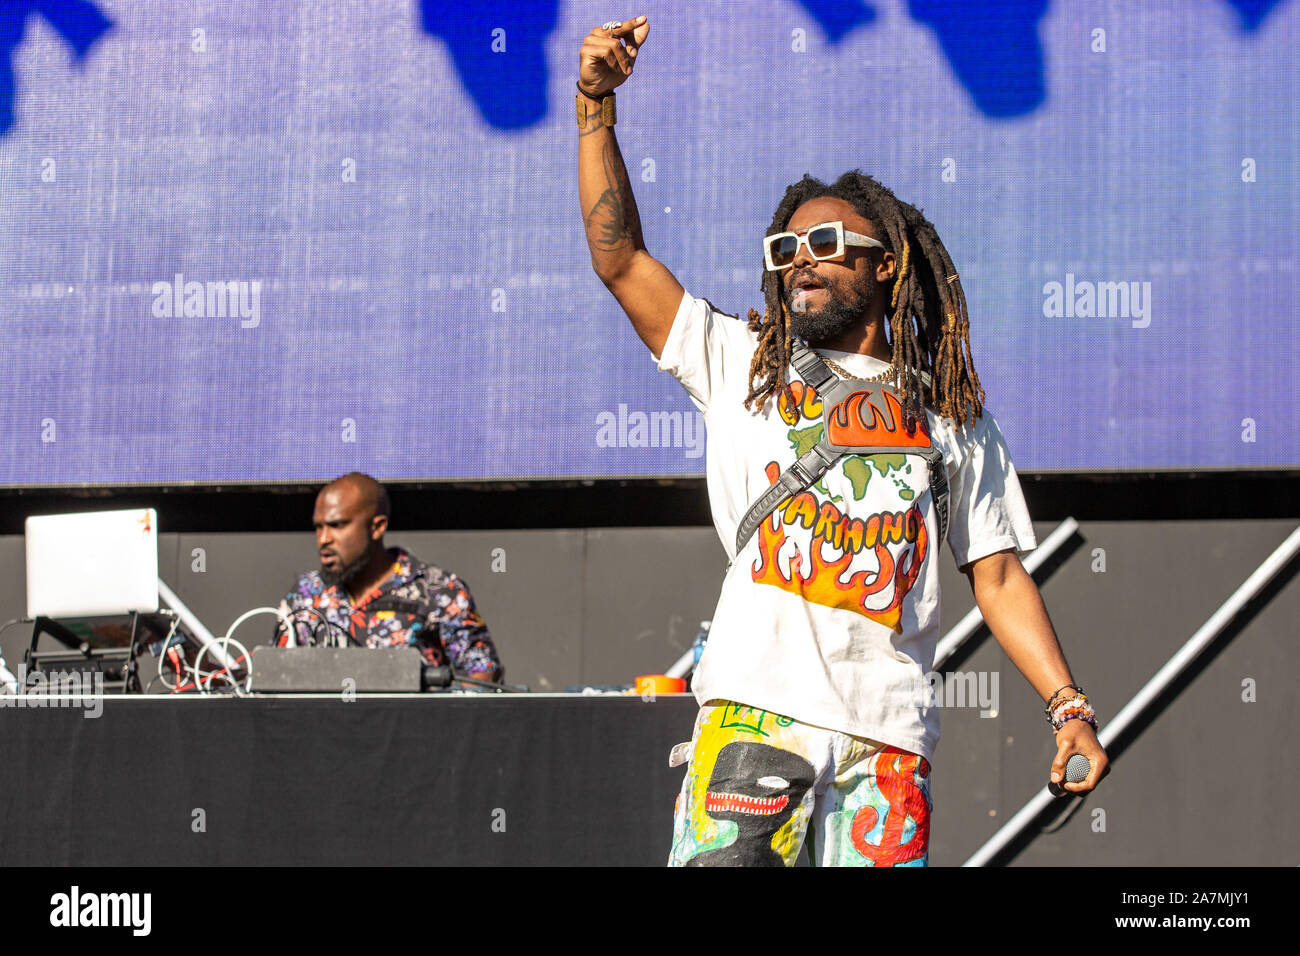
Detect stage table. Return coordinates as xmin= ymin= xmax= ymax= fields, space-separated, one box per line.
xmin=0 ymin=693 xmax=698 ymax=866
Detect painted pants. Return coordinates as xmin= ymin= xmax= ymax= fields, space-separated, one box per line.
xmin=668 ymin=700 xmax=932 ymax=867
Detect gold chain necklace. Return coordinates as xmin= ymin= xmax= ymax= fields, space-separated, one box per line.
xmin=816 ymin=352 xmax=896 ymax=383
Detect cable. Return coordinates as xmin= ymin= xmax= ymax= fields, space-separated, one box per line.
xmin=1039 ymin=791 xmax=1090 ymax=834
xmin=153 ymin=616 xmax=184 ymax=693
xmin=194 ymin=638 xmax=251 ymax=696
xmin=274 ymin=605 xmax=352 ymax=649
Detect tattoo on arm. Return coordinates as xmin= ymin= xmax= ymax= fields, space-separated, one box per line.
xmin=585 ymin=139 xmax=642 ymax=252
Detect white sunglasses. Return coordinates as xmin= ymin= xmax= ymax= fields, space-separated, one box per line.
xmin=763 ymin=220 xmax=885 ymax=272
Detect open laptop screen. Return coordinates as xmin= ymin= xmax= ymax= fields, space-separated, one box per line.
xmin=25 ymin=509 xmax=159 ymax=619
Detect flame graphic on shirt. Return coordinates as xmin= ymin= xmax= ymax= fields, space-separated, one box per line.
xmin=827 ymin=387 xmax=931 ymax=450
xmin=750 ymin=468 xmax=928 ymax=633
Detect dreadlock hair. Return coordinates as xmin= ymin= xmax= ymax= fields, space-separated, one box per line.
xmin=743 ymin=170 xmax=985 ymax=431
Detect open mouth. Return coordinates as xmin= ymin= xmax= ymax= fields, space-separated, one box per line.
xmin=705 ymin=791 xmax=790 ymax=816
xmin=789 ymin=283 xmax=825 ymax=313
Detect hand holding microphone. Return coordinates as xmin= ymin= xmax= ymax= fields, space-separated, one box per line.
xmin=1044 ymin=684 xmax=1109 ymax=795
xmin=1048 ymin=753 xmax=1092 ymax=796
xmin=1049 ymin=720 xmax=1109 ymax=796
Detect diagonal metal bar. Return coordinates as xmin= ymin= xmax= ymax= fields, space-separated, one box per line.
xmin=157 ymin=577 xmax=238 ymax=672
xmin=963 ymin=524 xmax=1300 ymax=867
xmin=935 ymin=517 xmax=1079 ymax=669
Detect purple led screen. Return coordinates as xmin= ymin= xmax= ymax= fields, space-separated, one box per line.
xmin=1 ymin=0 xmax=1296 ymax=485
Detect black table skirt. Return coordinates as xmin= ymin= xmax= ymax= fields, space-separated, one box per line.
xmin=0 ymin=694 xmax=699 ymax=866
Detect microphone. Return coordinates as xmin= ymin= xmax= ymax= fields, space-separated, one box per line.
xmin=1048 ymin=754 xmax=1091 ymax=796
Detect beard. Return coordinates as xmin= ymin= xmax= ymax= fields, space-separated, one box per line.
xmin=320 ymin=550 xmax=370 ymax=589
xmin=785 ymin=273 xmax=875 ymax=345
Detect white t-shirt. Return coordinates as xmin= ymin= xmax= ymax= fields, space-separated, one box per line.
xmin=655 ymin=291 xmax=1038 ymax=763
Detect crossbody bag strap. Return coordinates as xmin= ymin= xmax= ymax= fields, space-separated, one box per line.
xmin=735 ymin=343 xmax=950 ymax=556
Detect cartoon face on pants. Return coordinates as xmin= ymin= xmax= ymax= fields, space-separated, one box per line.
xmin=685 ymin=741 xmax=816 ymax=867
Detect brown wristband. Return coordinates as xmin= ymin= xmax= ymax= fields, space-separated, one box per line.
xmin=576 ymin=84 xmax=615 ymax=129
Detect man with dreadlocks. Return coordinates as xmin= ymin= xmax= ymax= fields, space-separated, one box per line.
xmin=578 ymin=16 xmax=1107 ymax=867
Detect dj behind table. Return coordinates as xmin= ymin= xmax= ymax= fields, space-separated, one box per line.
xmin=14 ymin=473 xmax=513 ymax=696
xmin=268 ymin=473 xmax=506 ymax=686
xmin=4 ymin=476 xmax=699 ymax=865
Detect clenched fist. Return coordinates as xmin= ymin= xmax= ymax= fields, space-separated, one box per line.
xmin=579 ymin=15 xmax=650 ymax=97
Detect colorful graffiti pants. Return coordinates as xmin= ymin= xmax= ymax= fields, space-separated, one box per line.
xmin=668 ymin=700 xmax=933 ymax=867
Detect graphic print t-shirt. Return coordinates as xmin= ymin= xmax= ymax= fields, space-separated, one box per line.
xmin=656 ymin=292 xmax=1038 ymax=763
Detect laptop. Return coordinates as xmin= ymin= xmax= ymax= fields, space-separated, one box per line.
xmin=25 ymin=509 xmax=160 ymax=619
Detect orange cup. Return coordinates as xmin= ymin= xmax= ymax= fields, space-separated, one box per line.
xmin=634 ymin=674 xmax=687 ymax=695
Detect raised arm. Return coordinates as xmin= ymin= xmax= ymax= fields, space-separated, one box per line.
xmin=577 ymin=16 xmax=683 ymax=358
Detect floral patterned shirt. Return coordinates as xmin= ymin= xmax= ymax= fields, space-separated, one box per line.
xmin=274 ymin=547 xmax=502 ymax=679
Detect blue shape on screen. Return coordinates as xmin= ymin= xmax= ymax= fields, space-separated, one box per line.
xmin=417 ymin=0 xmax=559 ymax=130
xmin=0 ymin=0 xmax=1288 ymax=140
xmin=0 ymin=0 xmax=111 ymax=135
xmin=907 ymin=0 xmax=1049 ymax=118
xmin=777 ymin=0 xmax=1289 ymax=117
xmin=794 ymin=0 xmax=877 ymax=43
xmin=1226 ymin=0 xmax=1286 ymax=29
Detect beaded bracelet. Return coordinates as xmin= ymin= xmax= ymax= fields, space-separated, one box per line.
xmin=1045 ymin=683 xmax=1084 ymax=713
xmin=1049 ymin=692 xmax=1088 ymax=720
xmin=1048 ymin=693 xmax=1098 ymax=732
xmin=1057 ymin=711 xmax=1098 ymax=732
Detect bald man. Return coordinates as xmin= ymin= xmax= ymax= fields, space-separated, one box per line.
xmin=273 ymin=473 xmax=503 ymax=683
